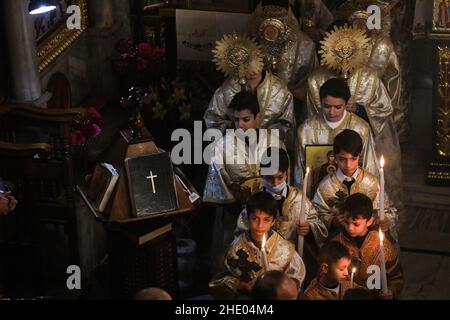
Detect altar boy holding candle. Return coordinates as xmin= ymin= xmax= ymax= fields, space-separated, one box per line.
xmin=209 ymin=192 xmax=306 ymax=300
xmin=312 ymin=129 xmax=398 ymax=240
xmin=303 ymin=241 xmax=357 ymax=300
xmin=235 ymin=147 xmax=328 ymax=250
xmin=235 ymin=147 xmax=328 ymax=286
xmin=332 ymin=193 xmax=404 ymax=299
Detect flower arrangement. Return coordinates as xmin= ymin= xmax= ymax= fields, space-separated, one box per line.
xmin=70 ymin=107 xmax=104 ymax=146
xmin=113 ymin=38 xmax=166 ymax=78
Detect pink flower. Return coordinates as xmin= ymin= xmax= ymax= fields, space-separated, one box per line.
xmin=81 ymin=123 xmax=102 ymax=139
xmin=70 ymin=130 xmax=86 ymax=146
xmin=136 ymin=57 xmax=148 ymax=71
xmin=138 ymin=42 xmax=153 ymax=58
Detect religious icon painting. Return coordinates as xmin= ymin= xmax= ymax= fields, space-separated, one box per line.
xmin=305 ymin=144 xmax=335 ymax=196
xmin=432 ymin=0 xmax=450 ymax=33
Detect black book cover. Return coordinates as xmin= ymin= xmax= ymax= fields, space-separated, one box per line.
xmin=125 ymin=152 xmax=179 ymax=217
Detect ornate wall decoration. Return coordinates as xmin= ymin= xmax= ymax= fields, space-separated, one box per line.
xmin=35 ymin=0 xmax=88 ymax=72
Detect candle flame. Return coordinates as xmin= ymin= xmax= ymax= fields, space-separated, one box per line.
xmin=306 ymin=167 xmax=310 ymax=175
xmin=262 ymin=233 xmax=266 ymax=249
xmin=379 ymin=228 xmax=384 ymax=243
xmin=380 ymin=155 xmax=385 ymax=168
xmin=352 ymin=267 xmax=356 ymax=274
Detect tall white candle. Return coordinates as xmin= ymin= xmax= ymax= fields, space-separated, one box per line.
xmin=350 ymin=267 xmax=356 ymax=288
xmin=379 ymin=229 xmax=389 ymax=295
xmin=261 ymin=233 xmax=269 ymax=271
xmin=297 ymin=167 xmax=310 ymax=257
xmin=379 ymin=156 xmax=385 ymax=221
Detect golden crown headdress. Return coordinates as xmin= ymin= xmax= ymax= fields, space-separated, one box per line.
xmin=319 ymin=24 xmax=370 ymax=77
xmin=212 ymin=33 xmax=264 ymax=86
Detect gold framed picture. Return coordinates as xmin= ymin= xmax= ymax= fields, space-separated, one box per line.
xmin=186 ymin=0 xmax=250 ymax=13
xmin=432 ymin=0 xmax=450 ymax=33
xmin=305 ymin=144 xmax=337 ymax=196
xmin=34 ymin=0 xmax=88 ymax=72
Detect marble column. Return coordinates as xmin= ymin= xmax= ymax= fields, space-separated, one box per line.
xmin=2 ymin=0 xmax=45 ymax=104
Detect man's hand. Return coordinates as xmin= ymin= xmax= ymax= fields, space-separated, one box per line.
xmin=230 ymin=183 xmax=241 ymax=201
xmin=0 ymin=192 xmax=18 ymax=216
xmin=379 ymin=289 xmax=394 ymax=300
xmin=239 ymin=280 xmax=256 ymax=294
xmin=346 ymin=97 xmax=357 ymax=113
xmin=333 ymin=213 xmax=346 ymax=228
xmin=297 ymin=221 xmax=310 ymax=236
xmin=0 ymin=194 xmax=10 ymax=216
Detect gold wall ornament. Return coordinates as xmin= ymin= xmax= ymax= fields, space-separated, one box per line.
xmin=37 ymin=0 xmax=88 ymax=73
xmin=212 ymin=33 xmax=264 ymax=83
xmin=319 ymin=24 xmax=370 ymax=77
xmin=436 ymin=46 xmax=450 ymax=157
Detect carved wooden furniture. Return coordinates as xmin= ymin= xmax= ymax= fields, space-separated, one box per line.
xmin=0 ymin=103 xmax=86 ymax=267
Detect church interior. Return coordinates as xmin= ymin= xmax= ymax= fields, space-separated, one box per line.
xmin=1 ymin=0 xmax=450 ymax=301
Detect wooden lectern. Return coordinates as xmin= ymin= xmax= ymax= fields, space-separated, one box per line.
xmin=78 ymin=127 xmax=199 ymax=299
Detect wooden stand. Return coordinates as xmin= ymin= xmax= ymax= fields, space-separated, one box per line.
xmin=78 ymin=128 xmax=199 ymax=299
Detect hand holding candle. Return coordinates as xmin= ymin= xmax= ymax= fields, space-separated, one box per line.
xmin=379 ymin=228 xmax=389 ymax=296
xmin=350 ymin=267 xmax=356 ymax=288
xmin=261 ymin=233 xmax=269 ymax=271
xmin=297 ymin=167 xmax=310 ymax=257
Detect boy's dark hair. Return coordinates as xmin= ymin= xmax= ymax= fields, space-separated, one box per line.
xmin=251 ymin=270 xmax=284 ymax=300
xmin=229 ymin=91 xmax=260 ymax=117
xmin=343 ymin=287 xmax=374 ymax=300
xmin=317 ymin=241 xmax=351 ymax=268
xmin=260 ymin=147 xmax=290 ymax=174
xmin=344 ymin=193 xmax=373 ymax=220
xmin=246 ymin=192 xmax=279 ymax=218
xmin=333 ymin=129 xmax=363 ymax=157
xmin=319 ymin=78 xmax=351 ymax=103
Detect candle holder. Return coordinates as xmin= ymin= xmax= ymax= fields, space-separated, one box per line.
xmin=120 ymin=86 xmax=151 ymax=140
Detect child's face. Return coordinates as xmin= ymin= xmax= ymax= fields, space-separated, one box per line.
xmin=249 ymin=210 xmax=275 ymax=242
xmin=335 ymin=150 xmax=359 ymax=177
xmin=344 ymin=213 xmax=374 ymax=237
xmin=263 ymin=170 xmax=287 ymax=188
xmin=321 ymin=96 xmax=346 ymax=122
xmin=233 ymin=109 xmax=260 ymax=131
xmin=324 ymin=257 xmax=351 ymax=283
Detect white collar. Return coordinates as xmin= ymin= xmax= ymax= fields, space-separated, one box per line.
xmin=336 ymin=168 xmax=359 ymax=183
xmin=323 ymin=110 xmax=347 ymax=129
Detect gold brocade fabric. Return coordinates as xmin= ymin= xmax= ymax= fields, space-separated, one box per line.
xmin=249 ymin=4 xmax=319 ymax=101
xmin=305 ymin=67 xmax=403 ymax=210
xmin=303 ymin=278 xmax=356 ymax=300
xmin=209 ymin=231 xmax=306 ymax=294
xmin=203 ymin=129 xmax=285 ymax=204
xmin=295 ymin=110 xmax=380 ymax=186
xmin=203 ymin=72 xmax=296 ymax=146
xmin=312 ymin=168 xmax=398 ymax=238
xmin=332 ymin=230 xmax=404 ymax=298
xmin=235 ymin=186 xmax=328 ymax=248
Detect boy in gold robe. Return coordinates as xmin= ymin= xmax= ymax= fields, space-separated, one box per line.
xmin=209 ymin=192 xmax=306 ymax=299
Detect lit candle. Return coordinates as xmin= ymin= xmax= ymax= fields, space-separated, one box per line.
xmin=297 ymin=167 xmax=310 ymax=257
xmin=261 ymin=233 xmax=269 ymax=271
xmin=379 ymin=156 xmax=385 ymax=221
xmin=379 ymin=229 xmax=389 ymax=295
xmin=350 ymin=267 xmax=356 ymax=288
